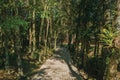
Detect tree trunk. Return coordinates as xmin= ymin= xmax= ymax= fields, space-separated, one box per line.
xmin=32 ymin=0 xmax=36 ymax=54
xmin=14 ymin=30 xmax=23 ymax=76
xmin=4 ymin=31 xmax=9 ymax=71
xmin=45 ymin=18 xmax=49 ymax=48
xmin=39 ymin=18 xmax=44 ymax=46
xmin=116 ymin=0 xmax=120 ymax=29
xmin=54 ymin=31 xmax=57 ymax=49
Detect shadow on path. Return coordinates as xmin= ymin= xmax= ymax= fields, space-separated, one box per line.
xmin=54 ymin=48 xmax=82 ymax=80
xmin=31 ymin=47 xmax=83 ymax=80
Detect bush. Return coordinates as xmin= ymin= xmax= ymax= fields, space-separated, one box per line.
xmin=85 ymin=57 xmax=106 ymax=79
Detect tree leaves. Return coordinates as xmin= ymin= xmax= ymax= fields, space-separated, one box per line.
xmin=1 ymin=16 xmax=28 ymax=31
xmin=99 ymin=27 xmax=117 ymax=46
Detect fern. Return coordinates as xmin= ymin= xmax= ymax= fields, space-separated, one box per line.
xmin=99 ymin=27 xmax=117 ymax=46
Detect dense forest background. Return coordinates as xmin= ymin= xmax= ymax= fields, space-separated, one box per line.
xmin=0 ymin=0 xmax=120 ymax=80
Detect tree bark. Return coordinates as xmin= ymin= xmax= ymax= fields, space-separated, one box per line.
xmin=32 ymin=0 xmax=36 ymax=53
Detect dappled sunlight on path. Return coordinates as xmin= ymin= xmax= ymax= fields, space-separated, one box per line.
xmin=31 ymin=47 xmax=82 ymax=80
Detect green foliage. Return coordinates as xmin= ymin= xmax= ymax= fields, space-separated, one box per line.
xmin=106 ymin=57 xmax=110 ymax=65
xmin=41 ymin=11 xmax=50 ymax=18
xmin=1 ymin=16 xmax=28 ymax=31
xmin=99 ymin=27 xmax=117 ymax=46
xmin=0 ymin=0 xmax=119 ymax=79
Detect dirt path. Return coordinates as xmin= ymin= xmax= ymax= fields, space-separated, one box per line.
xmin=31 ymin=47 xmax=83 ymax=80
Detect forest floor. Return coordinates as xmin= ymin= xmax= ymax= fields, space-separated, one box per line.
xmin=31 ymin=47 xmax=83 ymax=80
xmin=0 ymin=47 xmax=90 ymax=80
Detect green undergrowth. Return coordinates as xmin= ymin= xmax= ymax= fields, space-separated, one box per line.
xmin=0 ymin=47 xmax=54 ymax=80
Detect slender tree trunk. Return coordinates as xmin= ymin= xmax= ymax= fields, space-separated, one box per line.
xmin=48 ymin=18 xmax=52 ymax=48
xmin=29 ymin=25 xmax=32 ymax=53
xmin=0 ymin=27 xmax=2 ymax=53
xmin=14 ymin=2 xmax=23 ymax=76
xmin=39 ymin=18 xmax=44 ymax=46
xmin=116 ymin=0 xmax=120 ymax=28
xmin=54 ymin=31 xmax=57 ymax=49
xmin=94 ymin=35 xmax=97 ymax=56
xmin=4 ymin=31 xmax=9 ymax=71
xmin=68 ymin=32 xmax=72 ymax=50
xmin=45 ymin=18 xmax=49 ymax=48
xmin=29 ymin=0 xmax=36 ymax=56
xmin=27 ymin=0 xmax=32 ymax=54
xmin=32 ymin=0 xmax=36 ymax=53
xmin=75 ymin=26 xmax=79 ymax=56
xmin=81 ymin=39 xmax=85 ymax=68
xmin=14 ymin=30 xmax=23 ymax=76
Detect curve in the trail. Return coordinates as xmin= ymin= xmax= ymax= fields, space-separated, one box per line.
xmin=31 ymin=47 xmax=83 ymax=80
